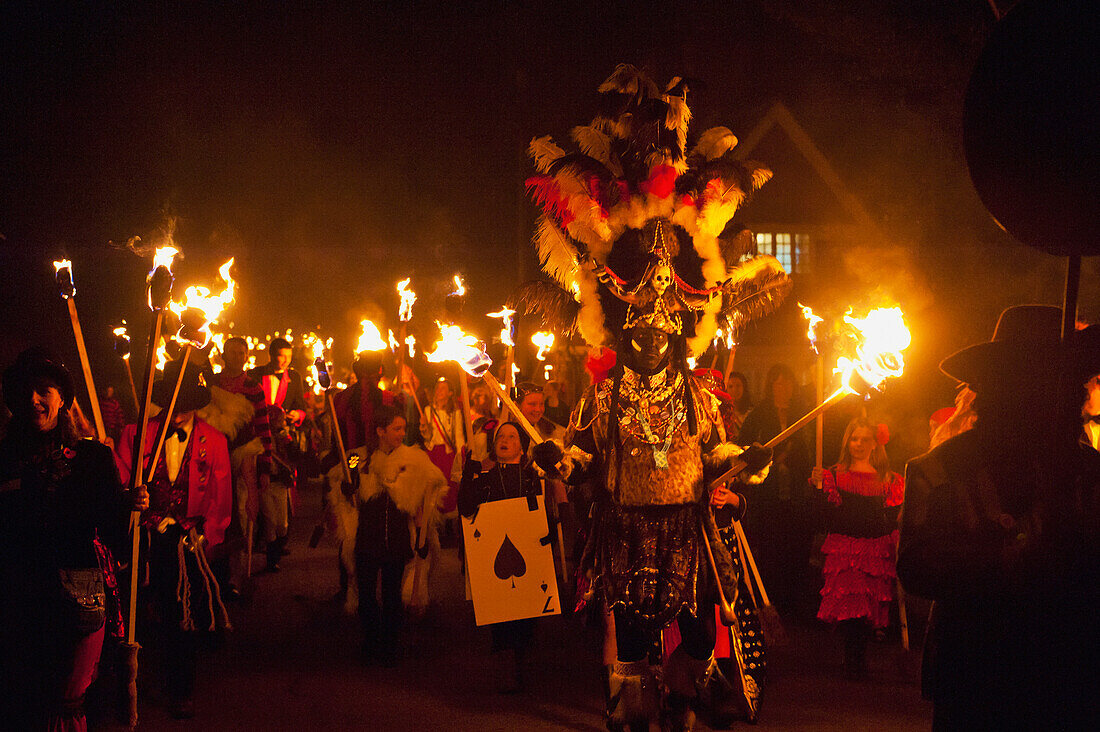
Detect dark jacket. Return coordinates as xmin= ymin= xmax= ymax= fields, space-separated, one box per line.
xmin=0 ymin=429 xmax=127 ymax=601
xmin=458 ymin=460 xmax=541 ymax=519
xmin=899 ymin=430 xmax=1100 ymax=728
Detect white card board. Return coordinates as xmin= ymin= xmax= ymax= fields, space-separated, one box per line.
xmin=461 ymin=495 xmax=561 ymax=625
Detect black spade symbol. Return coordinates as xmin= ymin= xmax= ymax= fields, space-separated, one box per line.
xmin=473 ymin=528 xmax=481 ymax=540
xmin=540 ymin=581 xmax=548 ymax=593
xmin=493 ymin=535 xmax=526 ymax=587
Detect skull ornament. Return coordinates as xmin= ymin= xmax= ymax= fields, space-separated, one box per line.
xmin=651 ymin=265 xmax=672 ymax=296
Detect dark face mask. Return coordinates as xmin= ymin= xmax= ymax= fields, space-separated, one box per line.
xmin=624 ymin=327 xmax=671 ymax=375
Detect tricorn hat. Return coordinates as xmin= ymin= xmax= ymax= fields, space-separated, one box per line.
xmin=152 ymin=361 xmax=211 ymax=413
xmin=2 ymin=347 xmax=76 ymax=410
xmin=940 ymin=304 xmax=1100 ymax=385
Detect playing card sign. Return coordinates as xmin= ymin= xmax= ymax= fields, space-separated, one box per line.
xmin=462 ymin=495 xmax=561 ymax=625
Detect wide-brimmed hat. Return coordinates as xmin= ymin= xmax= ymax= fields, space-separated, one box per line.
xmin=152 ymin=361 xmax=211 ymax=413
xmin=2 ymin=347 xmax=76 ymax=409
xmin=940 ymin=304 xmax=1100 ymax=385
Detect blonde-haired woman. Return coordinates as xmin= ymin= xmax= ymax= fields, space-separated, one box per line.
xmin=810 ymin=417 xmax=904 ymax=678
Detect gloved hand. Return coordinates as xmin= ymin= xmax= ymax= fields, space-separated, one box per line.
xmin=340 ymin=480 xmax=355 ymax=498
xmin=739 ymin=443 xmax=772 ymax=475
xmin=532 ymin=441 xmax=564 ymax=475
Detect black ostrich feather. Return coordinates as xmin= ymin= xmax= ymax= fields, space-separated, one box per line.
xmin=508 ymin=280 xmax=581 ymax=336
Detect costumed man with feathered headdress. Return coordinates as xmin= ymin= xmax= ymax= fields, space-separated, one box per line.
xmin=517 ymin=66 xmax=791 ymax=731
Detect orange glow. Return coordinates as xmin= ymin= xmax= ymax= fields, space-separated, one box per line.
xmin=531 ymin=331 xmax=555 ymax=360
xmin=450 ymin=274 xmax=466 ymax=297
xmin=488 ymin=307 xmax=516 ymax=348
xmin=168 ymin=258 xmax=236 ymax=347
xmin=834 ymin=306 xmax=911 ymax=394
xmin=397 ymin=278 xmax=417 ymax=322
xmin=426 ymin=322 xmax=492 ymax=376
xmin=356 ymin=319 xmax=387 ymax=353
xmin=799 ymin=303 xmax=824 ymax=354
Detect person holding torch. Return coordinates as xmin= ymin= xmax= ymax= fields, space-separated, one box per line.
xmin=0 ymin=349 xmax=147 ymax=730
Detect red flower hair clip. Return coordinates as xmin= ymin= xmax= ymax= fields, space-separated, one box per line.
xmin=875 ymin=423 xmax=890 ymax=446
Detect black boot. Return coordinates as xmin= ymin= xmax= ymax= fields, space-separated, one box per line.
xmin=265 ymin=540 xmax=282 ymax=572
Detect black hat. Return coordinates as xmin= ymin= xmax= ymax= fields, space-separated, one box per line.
xmin=940 ymin=305 xmax=1100 ymax=386
xmin=2 ymin=347 xmax=76 ymax=410
xmin=492 ymin=420 xmax=531 ymax=456
xmin=152 ymin=361 xmax=211 ymax=413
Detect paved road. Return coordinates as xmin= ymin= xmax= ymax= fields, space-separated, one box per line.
xmin=95 ymin=482 xmax=932 ymax=730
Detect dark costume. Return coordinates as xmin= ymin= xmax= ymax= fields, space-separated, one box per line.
xmin=898 ymin=306 xmax=1100 ymax=730
xmin=0 ymin=350 xmax=130 ymax=730
xmin=458 ymin=455 xmax=544 ymax=678
xmin=738 ymin=401 xmax=814 ymax=613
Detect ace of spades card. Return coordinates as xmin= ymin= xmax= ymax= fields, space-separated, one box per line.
xmin=462 ymin=495 xmax=561 ymax=626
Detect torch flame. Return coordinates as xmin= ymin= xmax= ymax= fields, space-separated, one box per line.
xmin=450 ymin=274 xmax=466 ymax=297
xmin=405 ymin=335 xmax=416 ymax=357
xmin=388 ymin=329 xmax=399 ymax=352
xmin=356 ymin=319 xmax=387 ymax=353
xmin=151 ymin=246 xmax=179 ymax=272
xmin=834 ymin=306 xmax=911 ymax=394
xmin=53 ymin=259 xmax=72 ymax=273
xmin=426 ymin=322 xmax=492 ymax=377
xmin=167 ymin=258 xmax=236 ymax=347
xmin=488 ymin=307 xmax=516 ymax=348
xmin=532 ymin=331 xmax=555 ymax=361
xmin=799 ymin=303 xmax=824 ymax=354
xmin=397 ymin=278 xmax=417 ymax=322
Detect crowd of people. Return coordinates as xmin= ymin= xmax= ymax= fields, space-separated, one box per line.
xmin=0 ymin=300 xmax=1098 ymax=729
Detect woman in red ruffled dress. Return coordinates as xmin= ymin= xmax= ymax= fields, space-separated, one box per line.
xmin=810 ymin=417 xmax=904 ymax=678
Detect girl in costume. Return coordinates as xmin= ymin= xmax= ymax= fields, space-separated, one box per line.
xmin=810 ymin=417 xmax=904 ymax=678
xmin=458 ymin=421 xmax=543 ymax=692
xmin=420 ymin=378 xmax=465 ymax=513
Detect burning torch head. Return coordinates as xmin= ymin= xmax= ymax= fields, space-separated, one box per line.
xmin=313 ymin=356 xmax=332 ymax=390
xmin=113 ymin=325 xmax=132 ymax=358
xmin=147 ymin=247 xmax=178 ymax=311
xmin=53 ymin=260 xmax=75 ymax=299
xmin=176 ymin=307 xmax=211 ymax=348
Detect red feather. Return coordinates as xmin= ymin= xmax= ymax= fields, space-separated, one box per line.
xmin=640 ymin=164 xmax=679 ymax=199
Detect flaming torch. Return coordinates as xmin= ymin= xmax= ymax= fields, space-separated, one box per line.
xmin=146 ymin=258 xmax=236 ymax=484
xmin=800 ymin=303 xmax=826 ymax=489
xmin=53 ymin=259 xmax=107 ymax=441
xmin=396 ymin=277 xmax=417 ymax=396
xmin=123 ymin=244 xmax=178 ymax=727
xmin=488 ymin=307 xmax=516 ymax=419
xmin=113 ymin=322 xmax=140 ymax=409
xmin=426 ymin=323 xmax=568 ymax=580
xmin=712 ymin=305 xmax=911 ymax=491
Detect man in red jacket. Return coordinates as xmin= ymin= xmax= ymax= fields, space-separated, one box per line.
xmin=116 ymin=361 xmax=232 ymax=719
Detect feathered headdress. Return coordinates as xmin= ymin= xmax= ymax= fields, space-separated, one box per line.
xmin=512 ymin=65 xmax=791 ymax=355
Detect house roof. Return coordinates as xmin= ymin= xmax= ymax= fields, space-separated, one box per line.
xmin=733 ymin=101 xmax=880 ymax=234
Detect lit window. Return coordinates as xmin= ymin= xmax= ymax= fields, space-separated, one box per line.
xmin=753 ymin=232 xmax=810 ymax=273
xmin=775 ymin=233 xmax=792 ymax=271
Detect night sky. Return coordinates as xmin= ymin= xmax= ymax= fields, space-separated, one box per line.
xmin=2 ymin=1 xmax=1095 ymax=435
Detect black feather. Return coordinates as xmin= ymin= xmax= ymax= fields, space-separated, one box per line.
xmin=717 ymin=222 xmax=755 ymax=265
xmin=508 ymin=281 xmax=581 ymax=336
xmin=720 ymin=258 xmax=793 ymax=337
